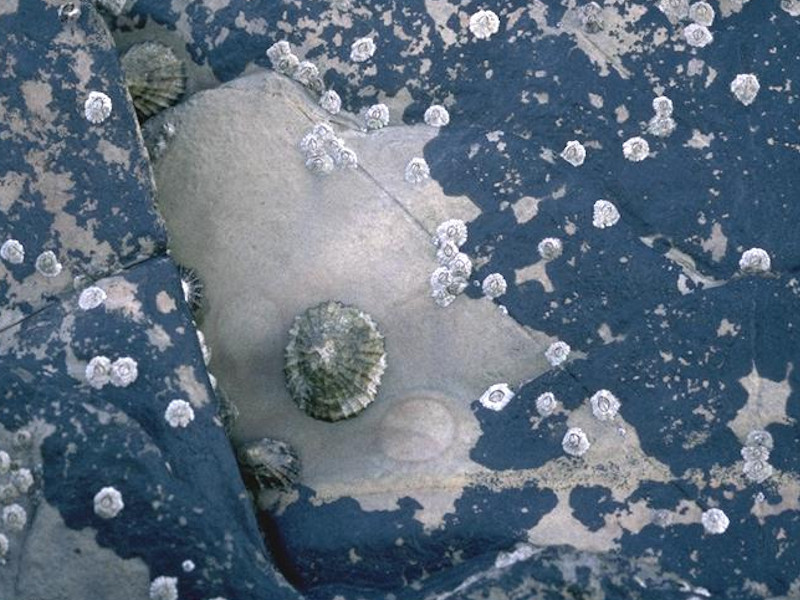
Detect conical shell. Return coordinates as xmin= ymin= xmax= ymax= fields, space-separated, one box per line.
xmin=284 ymin=301 xmax=387 ymax=422
xmin=121 ymin=42 xmax=186 ymax=119
xmin=237 ymin=438 xmax=300 ymax=490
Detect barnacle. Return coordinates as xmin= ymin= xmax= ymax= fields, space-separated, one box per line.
xmin=0 ymin=239 xmax=24 ymax=264
xmin=85 ymin=356 xmax=112 ymax=389
xmin=293 ymin=61 xmax=319 ymax=87
xmin=590 ymin=389 xmax=621 ymax=421
xmin=652 ymin=95 xmax=674 ymax=116
xmin=335 ymin=147 xmax=359 ymax=169
xmin=448 ymin=253 xmax=473 ymax=279
xmin=364 ymin=103 xmax=390 ymax=130
xmin=11 ymin=469 xmax=34 ymax=494
xmin=469 ymin=9 xmax=500 ymax=40
xmin=284 ymin=301 xmax=387 ymax=422
xmin=560 ymin=140 xmax=586 ymax=167
xmin=479 ymin=383 xmax=514 ymax=411
xmin=730 ymin=73 xmax=760 ymax=106
xmin=435 ymin=219 xmax=468 ymax=248
xmin=537 ymin=237 xmax=563 ymax=261
xmin=701 ymin=507 xmax=729 ymax=534
xmin=2 ymin=504 xmax=27 ymax=532
xmin=592 ymin=200 xmax=620 ymax=229
xmin=683 ymin=23 xmax=713 ymax=47
xmin=13 ymin=429 xmax=32 ymax=449
xmin=431 ymin=287 xmax=457 ymax=308
xmin=312 ymin=122 xmax=336 ymax=140
xmin=121 ymin=42 xmax=186 ymax=120
xmin=447 ymin=275 xmax=469 ymax=296
xmin=535 ymin=392 xmax=558 ymax=417
xmin=647 ymin=115 xmax=676 ymax=138
xmin=84 ymin=91 xmax=112 ymax=124
xmin=165 ymin=399 xmax=195 ymax=428
xmin=562 ymin=427 xmax=590 ymax=457
xmin=266 ymin=41 xmax=292 ymax=64
xmin=149 ymin=576 xmax=179 ymax=600
xmin=482 ymin=273 xmax=507 ymax=299
xmin=0 ymin=485 xmax=17 ymax=503
xmin=110 ymin=356 xmax=138 ymax=388
xmin=741 ymin=445 xmax=770 ymax=462
xmin=430 ymin=266 xmax=453 ymax=291
xmin=299 ymin=132 xmax=324 ymax=157
xmin=320 ymin=90 xmax=342 ymax=115
xmin=182 ymin=560 xmax=195 ymax=573
xmin=424 ymin=104 xmax=450 ymax=127
xmin=622 ymin=136 xmax=650 ymax=161
xmin=745 ymin=429 xmax=774 ymax=451
xmin=58 ymin=2 xmax=81 ymax=21
xmin=178 ymin=266 xmax=204 ymax=314
xmin=237 ymin=437 xmax=301 ymax=490
xmin=350 ymin=36 xmax=376 ymax=62
xmin=743 ymin=459 xmax=773 ymax=484
xmin=305 ymin=154 xmax=335 ymax=176
xmin=93 ymin=486 xmax=124 ymax=519
xmin=739 ymin=248 xmax=771 ymax=274
xmin=79 ymin=286 xmax=107 ymax=310
xmin=545 ymin=341 xmax=571 ymax=367
xmin=782 ymin=0 xmax=800 ymax=16
xmin=436 ymin=240 xmax=460 ymax=265
xmin=404 ymin=157 xmax=430 ymax=184
xmin=274 ymin=53 xmax=300 ymax=76
xmin=688 ymin=1 xmax=715 ymax=26
xmin=35 ymin=250 xmax=63 ymax=277
xmin=658 ymin=0 xmax=690 ymax=21
xmin=580 ymin=2 xmax=604 ymax=33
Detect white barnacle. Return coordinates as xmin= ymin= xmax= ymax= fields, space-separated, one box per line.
xmin=78 ymin=286 xmax=107 ymax=310
xmin=479 ymin=383 xmax=514 ymax=411
xmin=274 ymin=53 xmax=300 ymax=76
xmin=350 ymin=36 xmax=376 ymax=63
xmin=447 ymin=275 xmax=469 ymax=296
xmin=469 ymin=9 xmax=500 ymax=40
xmin=364 ymin=103 xmax=390 ymax=130
xmin=149 ymin=576 xmax=179 ymax=600
xmin=622 ymin=136 xmax=650 ymax=162
xmin=305 ymin=153 xmax=335 ymax=176
xmin=745 ymin=429 xmax=774 ymax=451
xmin=562 ymin=427 xmax=590 ymax=457
xmin=0 ymin=239 xmax=24 ymax=264
xmin=84 ymin=91 xmax=112 ymax=124
xmin=11 ymin=469 xmax=34 ymax=494
xmin=35 ymin=250 xmax=63 ymax=277
xmin=430 ymin=266 xmax=453 ymax=291
xmin=58 ymin=2 xmax=82 ymax=21
xmin=404 ymin=157 xmax=430 ymax=184
xmin=730 ymin=73 xmax=760 ymax=106
xmin=545 ymin=341 xmax=571 ymax=367
xmin=535 ymin=392 xmax=558 ymax=417
xmin=652 ymin=95 xmax=674 ymax=116
xmin=424 ymin=104 xmax=450 ymax=127
xmin=436 ymin=240 xmax=460 ymax=265
xmin=537 ymin=237 xmax=563 ymax=261
xmin=292 ymin=61 xmax=319 ymax=87
xmin=85 ymin=355 xmax=112 ymax=389
xmin=93 ymin=486 xmax=124 ymax=519
xmin=165 ymin=399 xmax=195 ymax=428
xmin=110 ymin=356 xmax=138 ymax=388
xmin=741 ymin=445 xmax=770 ymax=462
xmin=781 ymin=0 xmax=800 ymax=16
xmin=739 ymin=248 xmax=771 ymax=274
xmin=0 ymin=451 xmax=9 ymax=474
xmin=688 ymin=1 xmax=715 ymax=26
xmin=335 ymin=147 xmax=358 ymax=169
xmin=683 ymin=23 xmax=713 ymax=48
xmin=701 ymin=507 xmax=729 ymax=534
xmin=13 ymin=429 xmax=32 ymax=449
xmin=0 ymin=533 xmax=7 ymax=560
xmin=743 ymin=459 xmax=773 ymax=484
xmin=482 ymin=273 xmax=507 ymax=299
xmin=647 ymin=115 xmax=676 ymax=138
xmin=448 ymin=253 xmax=473 ymax=279
xmin=431 ymin=287 xmax=457 ymax=308
xmin=299 ymin=132 xmax=324 ymax=157
xmin=0 ymin=485 xmax=17 ymax=504
xmin=182 ymin=559 xmax=195 ymax=573
xmin=2 ymin=504 xmax=27 ymax=532
xmin=658 ymin=0 xmax=689 ymax=21
xmin=311 ymin=122 xmax=336 ymax=141
xmin=435 ymin=219 xmax=468 ymax=248
xmin=592 ymin=200 xmax=620 ymax=229
xmin=560 ymin=140 xmax=586 ymax=167
xmin=319 ymin=90 xmax=342 ymax=115
xmin=266 ymin=40 xmax=292 ymax=64
xmin=197 ymin=330 xmax=211 ymax=366
xmin=590 ymin=389 xmax=621 ymax=421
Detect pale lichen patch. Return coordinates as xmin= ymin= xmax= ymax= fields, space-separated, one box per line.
xmin=174 ymin=365 xmax=210 ymax=407
xmin=728 ymin=364 xmax=793 ymax=441
xmin=155 ymin=291 xmax=177 ymax=314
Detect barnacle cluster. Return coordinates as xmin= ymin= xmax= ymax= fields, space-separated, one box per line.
xmin=560 ymin=140 xmax=586 ymax=167
xmin=364 ymin=103 xmax=390 ymax=130
xmin=298 ymin=122 xmax=358 ymax=176
xmin=84 ymin=91 xmax=112 ymax=124
xmin=479 ymin=383 xmax=515 ymax=411
xmin=481 ymin=273 xmax=507 ymax=299
xmin=579 ymin=2 xmax=604 ymax=33
xmin=622 ymin=136 xmax=650 ymax=162
xmin=730 ymin=73 xmax=760 ymax=106
xmin=404 ymin=157 xmax=430 ymax=184
xmin=350 ymin=36 xmax=376 ymax=63
xmin=237 ymin=437 xmax=301 ymax=490
xmin=284 ymin=301 xmax=387 ymax=422
xmin=429 ymin=219 xmax=472 ymax=307
xmin=562 ymin=427 xmax=590 ymax=457
xmin=85 ymin=356 xmax=138 ymax=389
xmin=0 ymin=239 xmax=24 ymax=264
xmin=165 ymin=399 xmax=195 ymax=428
xmin=424 ymin=104 xmax=450 ymax=127
xmin=93 ymin=486 xmax=124 ymax=519
xmin=535 ymin=392 xmax=558 ymax=417
xmin=648 ymin=94 xmax=676 ymax=138
xmin=701 ymin=507 xmax=729 ymax=534
xmin=590 ymin=389 xmax=621 ymax=421
xmin=469 ymin=9 xmax=500 ymax=40
xmin=35 ymin=250 xmax=63 ymax=277
xmin=592 ymin=200 xmax=620 ymax=229
xmin=545 ymin=341 xmax=571 ymax=367
xmin=120 ymin=42 xmax=186 ymax=120
xmin=266 ymin=41 xmax=323 ymax=92
xmin=684 ymin=23 xmax=713 ymax=47
xmin=740 ymin=429 xmax=774 ymax=484
xmin=0 ymin=426 xmax=41 ymax=564
xmin=739 ymin=247 xmax=771 ymax=274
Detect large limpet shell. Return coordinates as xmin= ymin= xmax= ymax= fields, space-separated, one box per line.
xmin=284 ymin=301 xmax=387 ymax=422
xmin=121 ymin=42 xmax=187 ymax=119
xmin=237 ymin=437 xmax=301 ymax=490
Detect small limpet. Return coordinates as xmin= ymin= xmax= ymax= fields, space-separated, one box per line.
xmin=237 ymin=437 xmax=301 ymax=490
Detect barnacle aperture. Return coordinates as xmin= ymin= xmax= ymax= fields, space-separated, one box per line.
xmin=284 ymin=301 xmax=387 ymax=422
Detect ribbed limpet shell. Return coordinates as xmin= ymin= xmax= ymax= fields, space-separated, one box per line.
xmin=121 ymin=42 xmax=186 ymax=120
xmin=285 ymin=301 xmax=387 ymax=422
xmin=237 ymin=437 xmax=301 ymax=490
